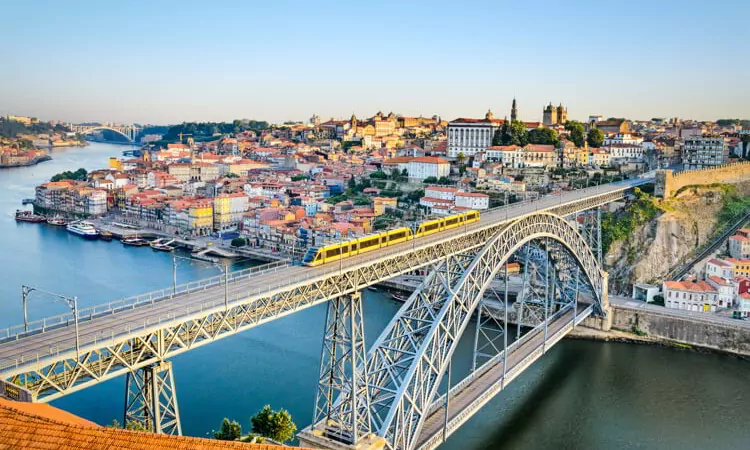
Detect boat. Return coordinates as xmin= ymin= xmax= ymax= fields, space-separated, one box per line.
xmin=391 ymin=293 xmax=408 ymax=302
xmin=46 ymin=217 xmax=68 ymax=226
xmin=122 ymin=236 xmax=149 ymax=246
xmin=151 ymin=242 xmax=175 ymax=252
xmin=99 ymin=230 xmax=113 ymax=241
xmin=66 ymin=221 xmax=99 ymax=239
xmin=15 ymin=210 xmax=46 ymax=223
xmin=367 ymin=286 xmax=379 ymax=292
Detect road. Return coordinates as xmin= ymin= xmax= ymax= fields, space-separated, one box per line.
xmin=0 ymin=178 xmax=649 ymax=380
xmin=415 ymin=304 xmax=589 ymax=450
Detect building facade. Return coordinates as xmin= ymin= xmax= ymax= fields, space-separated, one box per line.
xmin=447 ymin=111 xmax=503 ymax=158
xmin=683 ymin=136 xmax=728 ymax=169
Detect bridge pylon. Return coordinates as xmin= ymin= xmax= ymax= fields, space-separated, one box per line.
xmin=300 ymin=291 xmax=386 ymax=450
xmin=124 ymin=360 xmax=181 ymax=435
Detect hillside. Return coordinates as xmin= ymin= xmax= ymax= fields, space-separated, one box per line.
xmin=603 ymin=182 xmax=750 ymax=294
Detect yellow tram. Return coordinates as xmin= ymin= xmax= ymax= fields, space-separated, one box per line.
xmin=302 ymin=210 xmax=480 ymax=267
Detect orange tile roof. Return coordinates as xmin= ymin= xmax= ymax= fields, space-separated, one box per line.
xmin=410 ymin=157 xmax=449 ymax=164
xmin=0 ymin=398 xmax=304 ymax=450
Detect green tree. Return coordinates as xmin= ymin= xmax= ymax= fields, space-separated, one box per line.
xmin=508 ymin=120 xmax=529 ymax=146
xmin=231 ymin=237 xmax=247 ymax=247
xmin=437 ymin=176 xmax=454 ymax=185
xmin=51 ymin=168 xmax=87 ymax=182
xmin=456 ymin=152 xmax=466 ymax=165
xmin=369 ymin=170 xmax=387 ymax=180
xmin=348 ymin=176 xmax=357 ymax=190
xmin=528 ymin=128 xmax=559 ymax=146
xmin=215 ymin=418 xmax=243 ymax=441
xmin=250 ymin=405 xmax=297 ymax=443
xmin=291 ymin=174 xmax=309 ymax=181
xmin=587 ymin=128 xmax=604 ymax=148
xmin=423 ymin=176 xmax=438 ymax=184
xmin=401 ymin=168 xmax=408 ymax=178
xmin=565 ymin=121 xmax=586 ymax=147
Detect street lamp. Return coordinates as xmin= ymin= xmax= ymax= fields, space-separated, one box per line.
xmin=172 ymin=254 xmax=229 ymax=309
xmin=21 ymin=285 xmax=80 ymax=358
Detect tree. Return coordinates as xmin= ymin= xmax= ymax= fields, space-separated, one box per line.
xmin=565 ymin=121 xmax=586 ymax=147
xmin=215 ymin=418 xmax=242 ymax=441
xmin=231 ymin=237 xmax=247 ymax=247
xmin=508 ymin=120 xmax=529 ymax=146
xmin=423 ymin=176 xmax=437 ymax=184
xmin=528 ymin=128 xmax=559 ymax=146
xmin=348 ymin=176 xmax=357 ymax=190
xmin=587 ymin=128 xmax=604 ymax=148
xmin=250 ymin=405 xmax=297 ymax=443
xmin=456 ymin=152 xmax=466 ymax=166
xmin=369 ymin=170 xmax=387 ymax=180
xmin=401 ymin=168 xmax=408 ymax=178
xmin=291 ymin=174 xmax=308 ymax=182
xmin=51 ymin=168 xmax=87 ymax=182
xmin=437 ymin=176 xmax=454 ymax=185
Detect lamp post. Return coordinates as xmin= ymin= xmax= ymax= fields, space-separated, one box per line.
xmin=21 ymin=285 xmax=80 ymax=358
xmin=172 ymin=254 xmax=229 ymax=309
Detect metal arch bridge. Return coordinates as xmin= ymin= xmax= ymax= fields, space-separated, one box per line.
xmin=0 ymin=177 xmax=651 ymax=445
xmin=70 ymin=123 xmax=142 ymax=142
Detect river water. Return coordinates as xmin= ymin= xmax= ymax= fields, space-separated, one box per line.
xmin=0 ymin=142 xmax=748 ymax=449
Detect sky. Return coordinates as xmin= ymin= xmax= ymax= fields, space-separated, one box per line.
xmin=1 ymin=0 xmax=748 ymax=125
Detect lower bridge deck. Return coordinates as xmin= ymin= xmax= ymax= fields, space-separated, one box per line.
xmin=415 ymin=303 xmax=592 ymax=450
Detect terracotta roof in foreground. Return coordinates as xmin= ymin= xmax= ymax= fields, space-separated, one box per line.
xmin=0 ymin=398 xmax=306 ymax=450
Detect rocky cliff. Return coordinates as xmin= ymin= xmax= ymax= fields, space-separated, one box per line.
xmin=604 ymin=182 xmax=750 ymax=294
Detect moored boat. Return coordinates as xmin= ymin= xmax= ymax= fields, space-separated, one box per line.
xmin=66 ymin=221 xmax=99 ymax=239
xmin=15 ymin=210 xmax=46 ymax=223
xmin=46 ymin=217 xmax=68 ymax=226
xmin=122 ymin=237 xmax=149 ymax=246
xmin=151 ymin=242 xmax=175 ymax=252
xmin=99 ymin=230 xmax=113 ymax=241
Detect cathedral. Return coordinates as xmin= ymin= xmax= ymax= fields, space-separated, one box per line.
xmin=542 ymin=103 xmax=568 ymax=126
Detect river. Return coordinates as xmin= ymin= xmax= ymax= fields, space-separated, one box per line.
xmin=0 ymin=142 xmax=748 ymax=449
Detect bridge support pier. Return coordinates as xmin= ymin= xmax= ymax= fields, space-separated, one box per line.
xmin=307 ymin=291 xmax=375 ymax=446
xmin=124 ymin=360 xmax=181 ymax=435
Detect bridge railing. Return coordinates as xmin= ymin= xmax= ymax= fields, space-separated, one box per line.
xmin=0 ymin=179 xmax=648 ymax=372
xmin=0 ymin=260 xmax=289 ymax=342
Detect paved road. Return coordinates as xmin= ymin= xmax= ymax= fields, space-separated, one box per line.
xmin=0 ymin=178 xmax=649 ymax=377
xmin=416 ymin=305 xmax=587 ymax=449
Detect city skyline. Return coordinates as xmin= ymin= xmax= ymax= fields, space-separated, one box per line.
xmin=2 ymin=0 xmax=749 ymax=124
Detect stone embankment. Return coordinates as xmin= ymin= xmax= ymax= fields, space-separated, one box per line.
xmin=575 ymin=298 xmax=750 ymax=357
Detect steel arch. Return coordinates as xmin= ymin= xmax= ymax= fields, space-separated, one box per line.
xmin=77 ymin=126 xmax=135 ymax=141
xmin=367 ymin=212 xmax=606 ymax=450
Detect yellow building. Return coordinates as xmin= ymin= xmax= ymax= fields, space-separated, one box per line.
xmin=108 ymin=157 xmax=123 ymax=171
xmin=188 ymin=200 xmax=213 ymax=236
xmin=372 ymin=197 xmax=397 ymax=215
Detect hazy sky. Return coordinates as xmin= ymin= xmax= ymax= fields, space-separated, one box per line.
xmin=2 ymin=0 xmax=748 ymax=125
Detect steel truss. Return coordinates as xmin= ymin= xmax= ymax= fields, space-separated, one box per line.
xmin=364 ymin=213 xmax=606 ymax=450
xmin=4 ymin=189 xmax=623 ymax=402
xmin=314 ymin=292 xmax=372 ymax=444
xmin=124 ymin=360 xmax=181 ymax=435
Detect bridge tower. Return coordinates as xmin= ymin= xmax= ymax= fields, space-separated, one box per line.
xmin=124 ymin=360 xmax=181 ymax=435
xmin=305 ymin=292 xmax=384 ymax=449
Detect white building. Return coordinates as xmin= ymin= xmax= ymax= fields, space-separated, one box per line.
xmin=424 ymin=186 xmax=458 ymax=201
xmin=447 ymin=111 xmax=503 ymax=158
xmin=737 ymin=292 xmax=750 ymax=318
xmin=705 ymin=258 xmax=734 ymax=280
xmin=607 ymin=143 xmax=644 ymax=162
xmin=603 ymin=133 xmax=643 ymax=146
xmin=706 ymin=276 xmax=735 ymax=309
xmin=455 ymin=192 xmax=489 ymax=210
xmin=728 ymin=234 xmax=750 ymax=259
xmin=663 ymin=280 xmax=718 ymax=312
xmin=407 ymin=157 xmax=450 ymax=181
xmin=683 ymin=136 xmax=728 ymax=169
xmin=486 ymin=145 xmax=524 ymax=168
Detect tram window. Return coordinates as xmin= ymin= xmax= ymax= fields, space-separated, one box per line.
xmin=391 ymin=231 xmax=405 ymax=240
xmin=360 ymin=237 xmax=379 ymax=249
xmin=326 ymin=247 xmax=341 ymax=257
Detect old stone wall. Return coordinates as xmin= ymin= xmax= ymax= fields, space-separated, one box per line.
xmin=656 ymin=161 xmax=750 ymax=197
xmin=604 ymin=306 xmax=750 ymax=356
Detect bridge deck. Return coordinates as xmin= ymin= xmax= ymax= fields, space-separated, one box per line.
xmin=0 ymin=179 xmax=646 ymax=385
xmin=415 ymin=304 xmax=592 ymax=450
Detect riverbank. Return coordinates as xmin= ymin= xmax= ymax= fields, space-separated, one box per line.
xmin=0 ymin=154 xmax=51 ymax=169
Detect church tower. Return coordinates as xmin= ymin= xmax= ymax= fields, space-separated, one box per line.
xmin=511 ymin=98 xmax=518 ymax=122
xmin=543 ymin=103 xmax=557 ymax=127
xmin=556 ymin=104 xmax=568 ymax=124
